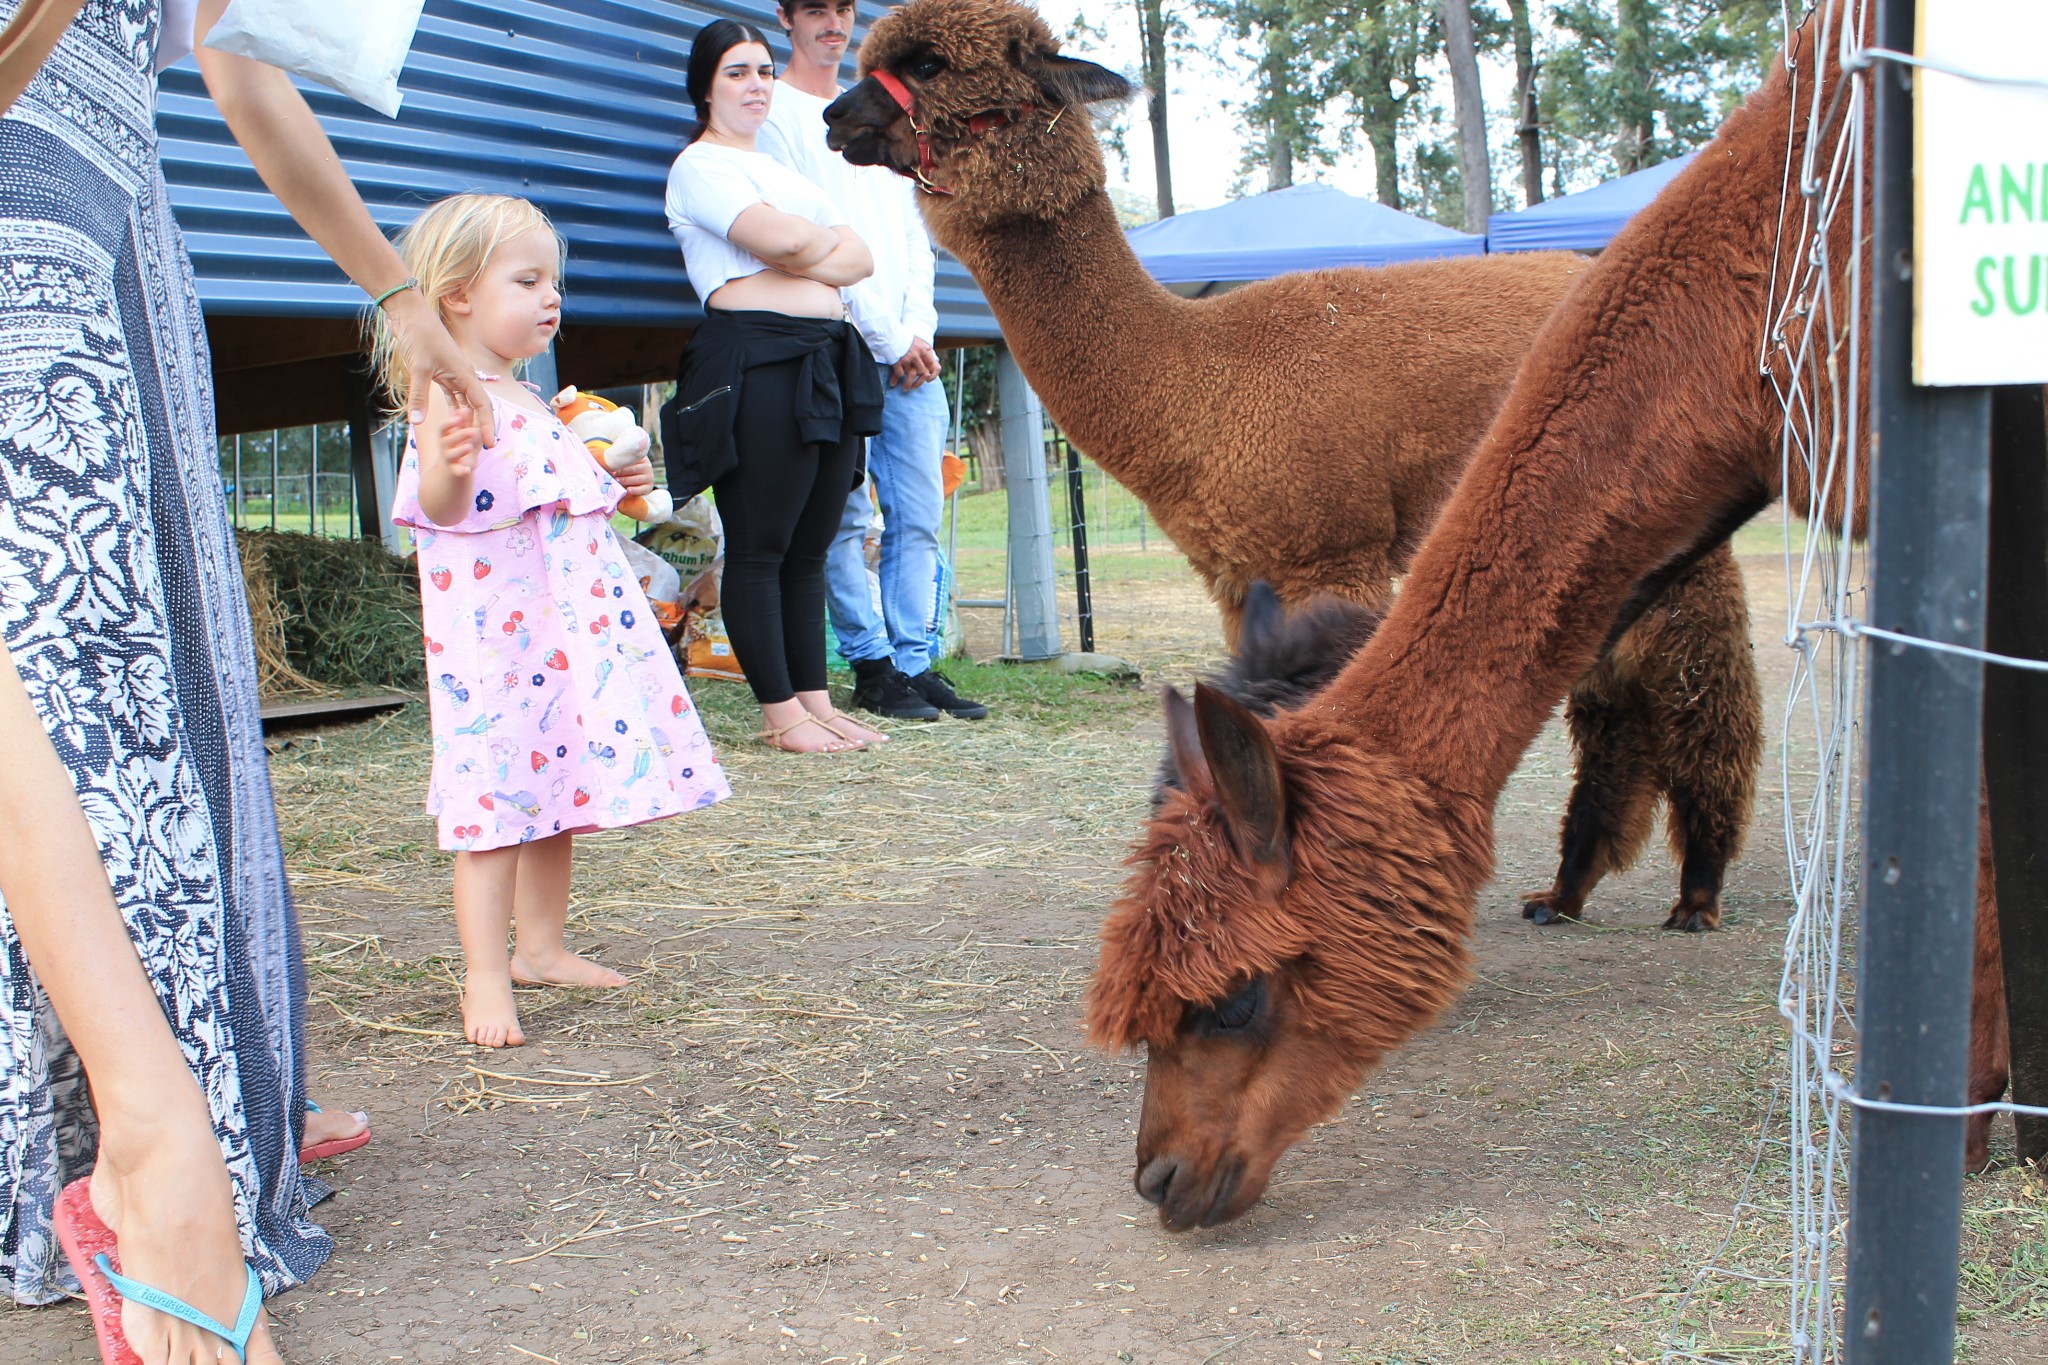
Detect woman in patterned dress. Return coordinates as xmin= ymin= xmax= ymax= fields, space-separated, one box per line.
xmin=0 ymin=2 xmax=493 ymax=1360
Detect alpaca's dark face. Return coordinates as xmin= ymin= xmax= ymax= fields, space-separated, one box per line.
xmin=1133 ymin=962 xmax=1367 ymax=1231
xmin=1089 ymin=684 xmax=1480 ymax=1231
xmin=822 ymin=0 xmax=1133 ymax=221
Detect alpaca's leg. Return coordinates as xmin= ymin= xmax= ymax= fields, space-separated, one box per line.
xmin=1645 ymin=550 xmax=1763 ymax=933
xmin=1523 ymin=662 xmax=1660 ymax=924
xmin=1968 ymin=792 xmax=2010 ymax=1173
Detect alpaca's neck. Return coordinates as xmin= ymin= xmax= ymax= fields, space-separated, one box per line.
xmin=935 ymin=191 xmax=1201 ymax=496
xmin=1305 ymin=53 xmax=1806 ymax=802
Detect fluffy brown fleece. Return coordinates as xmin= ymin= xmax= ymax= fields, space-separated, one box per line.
xmin=1074 ymin=1 xmax=2014 ymax=1228
xmin=826 ymin=0 xmax=1763 ymax=935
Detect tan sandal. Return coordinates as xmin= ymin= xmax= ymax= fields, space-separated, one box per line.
xmin=811 ymin=709 xmax=888 ymax=745
xmin=757 ymin=712 xmax=865 ymax=754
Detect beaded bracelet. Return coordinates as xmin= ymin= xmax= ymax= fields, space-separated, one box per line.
xmin=369 ymin=278 xmax=419 ymax=309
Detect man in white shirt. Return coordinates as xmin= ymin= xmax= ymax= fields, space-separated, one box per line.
xmin=757 ymin=0 xmax=988 ymax=722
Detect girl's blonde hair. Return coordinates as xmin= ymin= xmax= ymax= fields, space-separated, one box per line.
xmin=365 ymin=193 xmax=566 ymax=415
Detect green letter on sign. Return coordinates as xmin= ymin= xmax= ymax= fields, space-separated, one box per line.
xmin=1962 ymin=164 xmax=1995 ymax=224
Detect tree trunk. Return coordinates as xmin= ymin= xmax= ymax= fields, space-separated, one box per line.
xmin=969 ymin=417 xmax=1006 ymax=493
xmin=1267 ymin=130 xmax=1294 ymax=190
xmin=1506 ymin=0 xmax=1543 ymax=207
xmin=1139 ymin=0 xmax=1175 ymax=217
xmin=1438 ymin=0 xmax=1491 ymax=233
xmin=1262 ymin=25 xmax=1294 ymax=191
xmin=1352 ymin=6 xmax=1405 ymax=209
xmin=1613 ymin=0 xmax=1655 ymax=174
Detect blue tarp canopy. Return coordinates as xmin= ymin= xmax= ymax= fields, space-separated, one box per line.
xmin=1485 ymin=152 xmax=1698 ymax=253
xmin=1127 ymin=182 xmax=1483 ymax=286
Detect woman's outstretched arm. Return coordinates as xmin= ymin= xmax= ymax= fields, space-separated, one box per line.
xmin=191 ymin=0 xmax=495 ymax=438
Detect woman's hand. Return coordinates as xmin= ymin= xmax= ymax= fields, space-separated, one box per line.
xmin=382 ymin=290 xmax=498 ymax=446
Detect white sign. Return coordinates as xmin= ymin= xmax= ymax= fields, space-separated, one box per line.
xmin=1914 ymin=1 xmax=2048 ymax=386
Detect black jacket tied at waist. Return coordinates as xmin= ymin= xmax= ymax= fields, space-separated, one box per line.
xmin=660 ymin=309 xmax=884 ymax=504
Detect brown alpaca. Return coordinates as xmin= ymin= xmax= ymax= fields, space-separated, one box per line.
xmin=826 ymin=0 xmax=1762 ymax=933
xmin=1076 ymin=5 xmax=2016 ymax=1230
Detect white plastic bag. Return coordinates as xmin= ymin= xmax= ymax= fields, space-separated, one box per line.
xmin=202 ymin=0 xmax=424 ymax=118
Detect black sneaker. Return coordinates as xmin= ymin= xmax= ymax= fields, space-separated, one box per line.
xmin=910 ymin=668 xmax=989 ymax=720
xmin=850 ymin=659 xmax=941 ymax=721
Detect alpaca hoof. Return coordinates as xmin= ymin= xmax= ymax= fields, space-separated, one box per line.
xmin=1965 ymin=1114 xmax=1995 ymax=1175
xmin=1521 ymin=892 xmax=1578 ymax=925
xmin=1661 ymin=902 xmax=1721 ymax=932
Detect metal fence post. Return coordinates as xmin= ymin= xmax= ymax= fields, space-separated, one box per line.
xmin=1844 ymin=5 xmax=1995 ymax=1359
xmin=1062 ymin=432 xmax=1095 ymax=654
xmin=344 ymin=364 xmax=408 ymax=557
xmin=996 ymin=345 xmax=1060 ymax=661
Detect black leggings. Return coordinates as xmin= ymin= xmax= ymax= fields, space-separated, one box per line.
xmin=715 ymin=355 xmax=864 ymax=705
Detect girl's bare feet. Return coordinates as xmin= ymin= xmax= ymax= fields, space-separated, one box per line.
xmin=89 ymin=1127 xmax=284 ymax=1364
xmin=511 ymin=945 xmax=629 ymax=989
xmin=461 ymin=971 xmax=526 ymax=1048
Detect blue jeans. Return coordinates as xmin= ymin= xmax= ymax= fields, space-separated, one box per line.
xmin=824 ymin=364 xmax=950 ymax=675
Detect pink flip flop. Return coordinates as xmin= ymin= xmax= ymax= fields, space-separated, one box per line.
xmin=298 ymin=1101 xmax=371 ymax=1163
xmin=53 ymin=1177 xmax=262 ymax=1365
xmin=52 ymin=1179 xmax=147 ymax=1365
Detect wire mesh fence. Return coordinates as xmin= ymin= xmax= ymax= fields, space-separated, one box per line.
xmin=218 ymin=422 xmax=363 ymax=538
xmin=1654 ymin=5 xmax=1871 ymax=1359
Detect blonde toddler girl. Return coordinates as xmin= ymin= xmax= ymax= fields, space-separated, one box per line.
xmin=373 ymin=194 xmax=730 ymax=1048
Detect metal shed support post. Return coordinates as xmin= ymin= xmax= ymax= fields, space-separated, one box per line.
xmin=1844 ymin=6 xmax=1994 ymax=1359
xmin=997 ymin=345 xmax=1060 ymax=661
xmin=344 ymin=364 xmax=407 ymax=556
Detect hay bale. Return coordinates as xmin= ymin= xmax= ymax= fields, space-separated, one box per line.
xmin=237 ymin=532 xmax=325 ymax=698
xmin=237 ymin=530 xmax=425 ymax=692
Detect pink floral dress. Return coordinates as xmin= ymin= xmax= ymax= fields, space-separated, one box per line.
xmin=393 ymin=390 xmax=729 ymax=851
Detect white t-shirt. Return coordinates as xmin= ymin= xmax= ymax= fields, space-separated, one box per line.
xmin=664 ymin=140 xmax=849 ymax=307
xmin=757 ymin=79 xmax=939 ymax=365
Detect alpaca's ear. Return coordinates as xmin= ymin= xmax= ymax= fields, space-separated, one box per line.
xmin=1192 ymin=682 xmax=1290 ymax=879
xmin=1023 ymin=48 xmax=1136 ymax=108
xmin=1163 ymin=685 xmax=1211 ymax=792
xmin=1238 ymin=582 xmax=1285 ymax=661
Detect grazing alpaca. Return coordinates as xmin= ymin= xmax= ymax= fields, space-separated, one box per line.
xmin=1075 ymin=7 xmax=2015 ymax=1230
xmin=826 ymin=0 xmax=1763 ymax=933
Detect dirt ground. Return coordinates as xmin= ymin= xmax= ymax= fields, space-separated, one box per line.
xmin=8 ymin=545 xmax=2044 ymax=1365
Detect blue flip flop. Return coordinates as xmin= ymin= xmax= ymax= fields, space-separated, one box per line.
xmin=92 ymin=1251 xmax=262 ymax=1363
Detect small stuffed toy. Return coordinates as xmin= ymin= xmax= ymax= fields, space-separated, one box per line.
xmin=551 ymin=387 xmax=675 ymax=524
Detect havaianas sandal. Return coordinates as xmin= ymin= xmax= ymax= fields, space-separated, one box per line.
xmin=299 ymin=1099 xmax=372 ymax=1164
xmin=756 ymin=713 xmax=865 ymax=753
xmin=53 ymin=1179 xmax=263 ymax=1365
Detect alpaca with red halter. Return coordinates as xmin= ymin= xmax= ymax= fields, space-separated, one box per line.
xmin=825 ymin=0 xmax=1765 ymax=943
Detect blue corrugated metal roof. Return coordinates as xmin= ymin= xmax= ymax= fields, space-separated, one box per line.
xmin=156 ymin=0 xmax=997 ymax=338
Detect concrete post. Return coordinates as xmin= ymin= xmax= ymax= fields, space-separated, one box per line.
xmin=996 ymin=345 xmax=1059 ymax=660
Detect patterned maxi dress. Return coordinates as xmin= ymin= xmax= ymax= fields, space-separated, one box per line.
xmin=0 ymin=0 xmax=331 ymax=1304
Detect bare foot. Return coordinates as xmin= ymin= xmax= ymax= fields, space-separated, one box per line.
xmin=302 ymin=1105 xmax=367 ymax=1150
xmin=461 ymin=972 xmax=527 ymax=1048
xmin=807 ymin=707 xmax=889 ymax=746
xmin=89 ymin=1130 xmax=285 ymax=1364
xmin=760 ymin=712 xmax=862 ymax=753
xmin=511 ymin=946 xmax=630 ymax=989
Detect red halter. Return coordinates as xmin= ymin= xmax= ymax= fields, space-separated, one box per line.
xmin=869 ymin=67 xmax=1033 ymax=197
